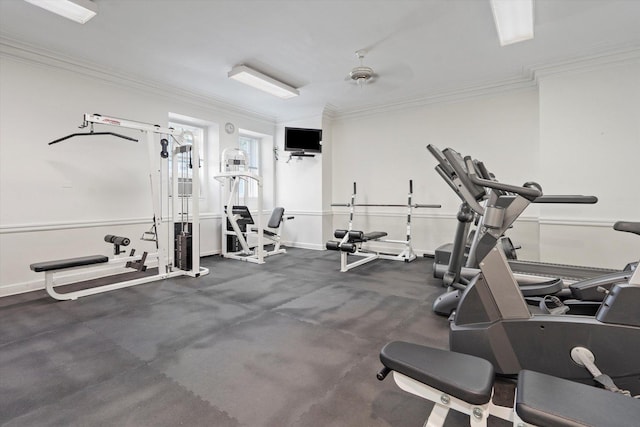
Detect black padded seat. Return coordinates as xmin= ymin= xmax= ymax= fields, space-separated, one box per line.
xmin=516 ymin=370 xmax=640 ymax=427
xmin=30 ymin=255 xmax=109 ymax=272
xmin=380 ymin=341 xmax=494 ymax=405
xmin=363 ymin=231 xmax=387 ymax=241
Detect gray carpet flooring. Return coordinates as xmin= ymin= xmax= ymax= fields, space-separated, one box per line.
xmin=1 ymin=248 xmax=512 ymax=426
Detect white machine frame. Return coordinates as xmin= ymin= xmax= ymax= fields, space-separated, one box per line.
xmin=330 ymin=181 xmax=441 ymax=272
xmin=214 ymin=169 xmax=266 ymax=264
xmin=38 ymin=113 xmax=209 ymax=300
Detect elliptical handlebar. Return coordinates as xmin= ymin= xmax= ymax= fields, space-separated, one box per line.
xmin=464 ymin=157 xmax=542 ymax=201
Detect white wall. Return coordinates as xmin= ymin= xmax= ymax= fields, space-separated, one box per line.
xmin=2 ymin=46 xmax=639 ymax=297
xmin=275 ymin=114 xmax=330 ymax=249
xmin=0 ymin=54 xmax=275 ymax=295
xmin=329 ymin=59 xmax=640 ymax=268
xmin=331 ymin=89 xmax=541 ymax=259
xmin=537 ymin=60 xmax=640 ymax=266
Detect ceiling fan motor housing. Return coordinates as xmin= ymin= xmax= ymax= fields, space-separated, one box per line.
xmin=350 ymin=66 xmax=374 ymax=84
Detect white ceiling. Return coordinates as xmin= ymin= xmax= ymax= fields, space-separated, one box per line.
xmin=1 ymin=0 xmax=640 ymax=121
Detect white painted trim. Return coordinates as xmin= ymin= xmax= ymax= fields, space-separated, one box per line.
xmin=282 ymin=241 xmax=325 ymax=251
xmin=0 ymin=37 xmax=276 ymax=124
xmin=334 ymin=78 xmax=537 ymax=121
xmin=532 ymin=45 xmax=640 ymax=80
xmin=330 ymin=209 xmax=541 ymax=223
xmin=329 ymin=47 xmax=640 ymax=121
xmin=282 ymin=210 xmax=334 ymax=216
xmin=0 ymin=212 xmax=610 ymax=236
xmin=2 ymin=36 xmax=637 ymax=123
xmin=0 ymin=214 xmax=221 ymax=234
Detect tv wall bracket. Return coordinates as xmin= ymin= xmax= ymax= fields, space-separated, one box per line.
xmin=287 ymin=151 xmax=315 ymax=163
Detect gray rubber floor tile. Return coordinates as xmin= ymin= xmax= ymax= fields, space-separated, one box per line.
xmin=299 ymin=352 xmax=432 ymax=427
xmin=201 ymin=271 xmax=330 ymax=309
xmin=275 ymin=283 xmax=424 ymax=340
xmin=0 ymin=324 xmax=143 ymax=423
xmin=83 ymin=292 xmax=258 ymax=361
xmin=152 ymin=311 xmax=370 ymax=427
xmin=0 ymin=292 xmax=77 ymax=346
xmin=4 ymin=364 xmax=239 ymax=427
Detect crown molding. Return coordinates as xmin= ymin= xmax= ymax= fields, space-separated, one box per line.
xmin=0 ymin=36 xmax=277 ymax=125
xmin=2 ymin=36 xmax=638 ymax=125
xmin=531 ymin=44 xmax=640 ymax=80
xmin=332 ymin=45 xmax=640 ymax=121
xmin=332 ymin=76 xmax=537 ymax=121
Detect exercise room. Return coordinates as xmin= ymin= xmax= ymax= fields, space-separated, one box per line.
xmin=1 ymin=1 xmax=639 ymax=426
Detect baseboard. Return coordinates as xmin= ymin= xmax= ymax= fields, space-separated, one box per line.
xmin=282 ymin=241 xmax=325 ymax=251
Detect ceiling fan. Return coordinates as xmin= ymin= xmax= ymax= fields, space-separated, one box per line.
xmin=348 ymin=50 xmax=378 ymax=86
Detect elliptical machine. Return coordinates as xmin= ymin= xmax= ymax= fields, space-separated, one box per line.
xmin=436 ymin=146 xmax=640 ymax=395
xmin=428 ymin=144 xmax=635 ymax=316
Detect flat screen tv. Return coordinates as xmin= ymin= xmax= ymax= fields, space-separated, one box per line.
xmin=284 ymin=127 xmax=322 ymax=153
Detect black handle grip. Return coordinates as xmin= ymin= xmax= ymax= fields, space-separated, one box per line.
xmin=377 ymin=366 xmax=391 ymax=381
xmin=353 ymin=182 xmax=357 ymax=195
xmin=160 ymin=138 xmax=169 ymax=159
xmin=409 ymin=179 xmax=413 ymax=193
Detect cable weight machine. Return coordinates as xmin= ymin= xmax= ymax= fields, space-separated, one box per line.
xmin=33 ymin=113 xmax=209 ymax=300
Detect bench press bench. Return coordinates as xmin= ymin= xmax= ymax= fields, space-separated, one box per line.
xmin=326 ymin=229 xmax=388 ymax=254
xmin=326 ymin=229 xmax=393 ymax=272
xmin=377 ymin=341 xmax=640 ymax=426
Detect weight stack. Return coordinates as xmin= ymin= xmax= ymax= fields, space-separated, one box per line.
xmin=174 ymin=223 xmax=192 ymax=270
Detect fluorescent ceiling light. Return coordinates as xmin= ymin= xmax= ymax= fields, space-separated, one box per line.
xmin=490 ymin=0 xmax=534 ymax=46
xmin=228 ymin=65 xmax=299 ymax=99
xmin=24 ymin=0 xmax=98 ymax=24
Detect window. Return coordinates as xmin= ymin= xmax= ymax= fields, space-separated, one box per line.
xmin=168 ymin=122 xmax=205 ymax=197
xmin=238 ymin=135 xmax=260 ymax=198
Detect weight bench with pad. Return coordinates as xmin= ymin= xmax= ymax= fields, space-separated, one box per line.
xmin=30 ymin=255 xmax=109 ymax=300
xmin=377 ymin=341 xmax=640 ymax=426
xmin=325 ymin=228 xmax=419 ymax=272
xmin=378 ymin=341 xmax=508 ymax=426
xmin=30 ymin=255 xmax=109 ymax=273
xmin=516 ymin=369 xmax=640 ymax=427
xmin=30 ymin=252 xmax=156 ymax=301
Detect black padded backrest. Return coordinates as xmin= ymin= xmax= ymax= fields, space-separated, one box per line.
xmin=268 ymin=207 xmax=285 ymax=228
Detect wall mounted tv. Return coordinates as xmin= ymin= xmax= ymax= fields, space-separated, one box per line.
xmin=284 ymin=127 xmax=322 ymax=153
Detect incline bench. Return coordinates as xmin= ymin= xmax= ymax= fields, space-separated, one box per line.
xmin=377 ymin=341 xmax=640 ymax=426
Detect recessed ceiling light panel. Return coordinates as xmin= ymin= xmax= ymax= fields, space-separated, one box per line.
xmin=490 ymin=0 xmax=534 ymax=46
xmin=228 ymin=65 xmax=299 ymax=99
xmin=24 ymin=0 xmax=98 ymax=24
